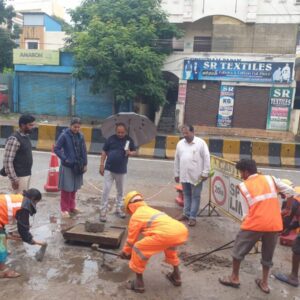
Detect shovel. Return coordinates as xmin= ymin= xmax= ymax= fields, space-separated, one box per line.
xmin=91 ymin=243 xmax=121 ymax=256
xmin=35 ymin=243 xmax=48 ymax=262
xmin=7 ymin=235 xmax=48 ymax=262
xmin=91 ymin=243 xmax=120 ymax=266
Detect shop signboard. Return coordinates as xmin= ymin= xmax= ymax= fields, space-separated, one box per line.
xmin=183 ymin=58 xmax=294 ymax=84
xmin=217 ymin=85 xmax=235 ymax=127
xmin=266 ymin=87 xmax=293 ymax=131
xmin=13 ymin=49 xmax=60 ymax=65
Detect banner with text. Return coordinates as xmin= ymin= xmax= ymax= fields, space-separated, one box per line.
xmin=183 ymin=58 xmax=294 ymax=84
xmin=266 ymin=87 xmax=293 ymax=131
xmin=217 ymin=85 xmax=235 ymax=128
xmin=210 ymin=156 xmax=243 ymax=221
xmin=13 ymin=49 xmax=60 ymax=65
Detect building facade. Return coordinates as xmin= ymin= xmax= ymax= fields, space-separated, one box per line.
xmin=19 ymin=12 xmax=66 ymax=50
xmin=161 ymin=0 xmax=300 ymax=135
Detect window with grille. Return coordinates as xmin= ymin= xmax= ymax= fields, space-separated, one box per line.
xmin=193 ymin=36 xmax=212 ymax=52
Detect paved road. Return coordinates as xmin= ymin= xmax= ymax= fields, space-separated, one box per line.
xmin=1 ymin=149 xmax=299 ymax=199
xmin=0 ymin=149 xmax=300 ymax=205
xmin=1 ymin=149 xmax=300 ymax=300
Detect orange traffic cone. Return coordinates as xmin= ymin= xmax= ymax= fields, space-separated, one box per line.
xmin=44 ymin=146 xmax=60 ymax=192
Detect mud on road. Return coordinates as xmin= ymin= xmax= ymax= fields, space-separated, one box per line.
xmin=0 ymin=178 xmax=299 ymax=300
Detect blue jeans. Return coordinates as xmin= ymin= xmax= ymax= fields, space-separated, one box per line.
xmin=182 ymin=182 xmax=203 ymax=220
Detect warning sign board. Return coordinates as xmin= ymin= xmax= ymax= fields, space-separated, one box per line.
xmin=210 ymin=156 xmax=244 ymax=221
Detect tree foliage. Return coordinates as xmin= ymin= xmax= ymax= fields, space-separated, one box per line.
xmin=68 ymin=0 xmax=182 ymax=108
xmin=0 ymin=0 xmax=21 ymax=72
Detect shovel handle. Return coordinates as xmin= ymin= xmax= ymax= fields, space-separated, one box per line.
xmin=91 ymin=244 xmax=120 ymax=256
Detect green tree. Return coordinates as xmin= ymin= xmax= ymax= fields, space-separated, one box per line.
xmin=0 ymin=0 xmax=21 ymax=72
xmin=68 ymin=0 xmax=182 ymax=110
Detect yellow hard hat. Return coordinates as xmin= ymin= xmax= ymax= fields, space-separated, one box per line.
xmin=124 ymin=191 xmax=143 ymax=213
xmin=281 ymin=179 xmax=293 ymax=186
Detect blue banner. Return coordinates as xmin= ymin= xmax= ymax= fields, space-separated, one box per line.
xmin=183 ymin=59 xmax=294 ymax=84
xmin=217 ymin=85 xmax=235 ymax=128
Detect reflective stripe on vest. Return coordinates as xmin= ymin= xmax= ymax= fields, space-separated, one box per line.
xmin=239 ymin=176 xmax=277 ymax=207
xmin=5 ymin=195 xmax=22 ymax=224
xmin=132 ymin=245 xmax=148 ymax=261
xmin=146 ymin=212 xmax=166 ymax=228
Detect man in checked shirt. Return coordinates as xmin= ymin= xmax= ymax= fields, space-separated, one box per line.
xmin=3 ymin=115 xmax=35 ymax=193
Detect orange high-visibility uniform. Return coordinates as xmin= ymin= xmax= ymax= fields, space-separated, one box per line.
xmin=0 ymin=194 xmax=23 ymax=227
xmin=238 ymin=174 xmax=282 ymax=232
xmin=123 ymin=201 xmax=188 ymax=274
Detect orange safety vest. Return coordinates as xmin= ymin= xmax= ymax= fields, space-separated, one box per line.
xmin=238 ymin=174 xmax=282 ymax=232
xmin=123 ymin=201 xmax=188 ymax=255
xmin=0 ymin=194 xmax=23 ymax=227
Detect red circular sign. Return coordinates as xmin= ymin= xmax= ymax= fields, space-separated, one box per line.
xmin=212 ymin=176 xmax=227 ymax=206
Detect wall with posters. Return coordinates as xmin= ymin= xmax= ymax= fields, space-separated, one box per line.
xmin=179 ymin=55 xmax=296 ymax=131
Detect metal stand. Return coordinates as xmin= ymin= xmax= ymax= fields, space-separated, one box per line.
xmin=198 ymin=200 xmax=220 ymax=217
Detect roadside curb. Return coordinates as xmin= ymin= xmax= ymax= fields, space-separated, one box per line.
xmin=1 ymin=124 xmax=300 ymax=167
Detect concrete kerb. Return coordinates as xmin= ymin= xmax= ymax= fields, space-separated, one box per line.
xmin=1 ymin=124 xmax=300 ymax=167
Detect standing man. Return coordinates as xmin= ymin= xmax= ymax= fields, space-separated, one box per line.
xmin=99 ymin=123 xmax=136 ymax=222
xmin=174 ymin=125 xmax=210 ymax=227
xmin=219 ymin=159 xmax=295 ymax=294
xmin=3 ymin=114 xmax=35 ymax=193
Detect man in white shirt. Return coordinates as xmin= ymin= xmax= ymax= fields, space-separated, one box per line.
xmin=174 ymin=125 xmax=210 ymax=226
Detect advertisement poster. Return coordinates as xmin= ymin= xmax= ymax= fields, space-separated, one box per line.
xmin=217 ymin=85 xmax=235 ymax=128
xmin=266 ymin=87 xmax=293 ymax=131
xmin=183 ymin=58 xmax=294 ymax=84
xmin=177 ymin=82 xmax=187 ymax=104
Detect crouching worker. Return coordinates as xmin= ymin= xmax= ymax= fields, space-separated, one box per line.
xmin=0 ymin=188 xmax=46 ymax=278
xmin=120 ymin=191 xmax=189 ymax=293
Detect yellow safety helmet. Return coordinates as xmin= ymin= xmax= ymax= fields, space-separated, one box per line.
xmin=124 ymin=191 xmax=143 ymax=213
xmin=281 ymin=179 xmax=293 ymax=187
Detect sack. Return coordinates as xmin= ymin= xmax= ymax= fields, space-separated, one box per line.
xmin=72 ymin=159 xmax=85 ymax=175
xmin=0 ymin=167 xmax=7 ymax=177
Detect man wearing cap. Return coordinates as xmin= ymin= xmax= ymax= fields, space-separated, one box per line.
xmin=0 ymin=188 xmax=46 ymax=278
xmin=120 ymin=191 xmax=189 ymax=293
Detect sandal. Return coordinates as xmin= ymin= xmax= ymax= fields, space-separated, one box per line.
xmin=219 ymin=276 xmax=240 ymax=288
xmin=255 ymin=278 xmax=270 ymax=294
xmin=274 ymin=273 xmax=299 ymax=287
xmin=126 ymin=280 xmax=145 ymax=293
xmin=188 ymin=219 xmax=196 ymax=227
xmin=166 ymin=272 xmax=182 ymax=287
xmin=0 ymin=268 xmax=21 ymax=279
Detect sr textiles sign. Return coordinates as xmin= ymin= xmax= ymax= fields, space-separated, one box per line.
xmin=217 ymin=85 xmax=235 ymax=128
xmin=266 ymin=87 xmax=293 ymax=131
xmin=13 ymin=49 xmax=60 ymax=65
xmin=183 ymin=58 xmax=294 ymax=84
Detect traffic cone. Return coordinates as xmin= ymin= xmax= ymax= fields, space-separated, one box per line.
xmin=175 ymin=184 xmax=184 ymax=207
xmin=44 ymin=146 xmax=60 ymax=192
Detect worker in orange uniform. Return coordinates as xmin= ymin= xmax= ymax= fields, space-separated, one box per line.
xmin=281 ymin=185 xmax=300 ymax=235
xmin=219 ymin=159 xmax=296 ymax=294
xmin=0 ymin=189 xmax=46 ymax=278
xmin=120 ymin=191 xmax=189 ymax=293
